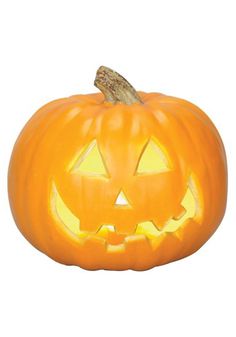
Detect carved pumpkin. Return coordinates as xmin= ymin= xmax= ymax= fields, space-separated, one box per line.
xmin=8 ymin=66 xmax=227 ymax=270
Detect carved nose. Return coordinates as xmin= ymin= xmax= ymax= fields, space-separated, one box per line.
xmin=114 ymin=190 xmax=131 ymax=207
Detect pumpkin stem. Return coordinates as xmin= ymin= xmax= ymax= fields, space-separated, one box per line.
xmin=94 ymin=66 xmax=143 ymax=105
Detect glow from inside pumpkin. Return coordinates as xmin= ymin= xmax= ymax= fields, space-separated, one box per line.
xmin=52 ymin=180 xmax=197 ymax=249
xmin=136 ymin=139 xmax=171 ymax=174
xmin=69 ymin=137 xmax=171 ymax=178
xmin=115 ymin=190 xmax=131 ymax=207
xmin=69 ymin=140 xmax=108 ymax=177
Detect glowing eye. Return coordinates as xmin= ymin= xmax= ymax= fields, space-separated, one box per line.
xmin=70 ymin=140 xmax=108 ymax=177
xmin=136 ymin=139 xmax=170 ymax=174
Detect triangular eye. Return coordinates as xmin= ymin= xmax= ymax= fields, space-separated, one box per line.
xmin=136 ymin=139 xmax=170 ymax=174
xmin=71 ymin=140 xmax=108 ymax=177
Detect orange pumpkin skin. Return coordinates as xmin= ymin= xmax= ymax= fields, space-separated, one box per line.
xmin=8 ymin=90 xmax=227 ymax=270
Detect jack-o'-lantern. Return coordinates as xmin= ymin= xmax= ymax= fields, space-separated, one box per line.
xmin=8 ymin=66 xmax=227 ymax=270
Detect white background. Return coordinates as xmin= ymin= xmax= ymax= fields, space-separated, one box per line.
xmin=0 ymin=1 xmax=235 ymax=336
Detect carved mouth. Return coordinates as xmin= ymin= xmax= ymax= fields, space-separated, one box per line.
xmin=51 ymin=182 xmax=197 ymax=251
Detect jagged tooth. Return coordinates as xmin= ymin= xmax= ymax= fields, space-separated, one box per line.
xmin=173 ymin=205 xmax=186 ymax=220
xmin=107 ymin=243 xmax=125 ymax=253
xmin=136 ymin=221 xmax=162 ymax=239
xmin=77 ymin=231 xmax=89 ymax=239
xmin=152 ymin=219 xmax=165 ymax=231
xmin=124 ymin=234 xmax=151 ymax=251
xmin=150 ymin=232 xmax=182 ymax=265
xmin=96 ymin=224 xmax=115 ymax=237
xmin=83 ymin=234 xmax=107 ymax=250
xmin=150 ymin=232 xmax=168 ymax=249
xmin=125 ymin=234 xmax=147 ymax=244
xmin=172 ymin=218 xmax=196 ymax=241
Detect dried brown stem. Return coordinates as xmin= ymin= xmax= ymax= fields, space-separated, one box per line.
xmin=94 ymin=66 xmax=143 ymax=105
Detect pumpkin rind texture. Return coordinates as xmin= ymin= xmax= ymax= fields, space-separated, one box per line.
xmin=8 ymin=88 xmax=227 ymax=270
